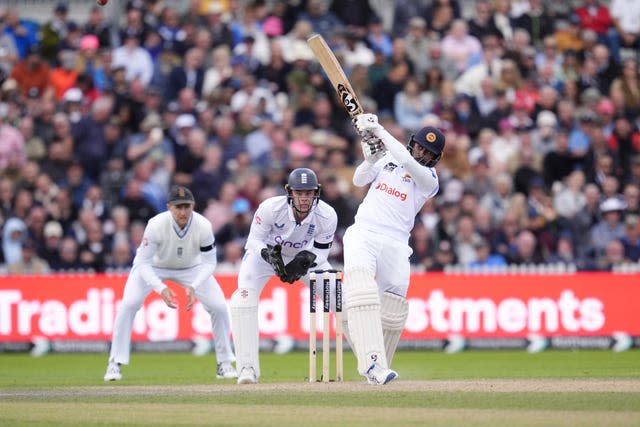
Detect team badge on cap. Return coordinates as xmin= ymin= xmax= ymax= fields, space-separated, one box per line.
xmin=426 ymin=132 xmax=437 ymax=143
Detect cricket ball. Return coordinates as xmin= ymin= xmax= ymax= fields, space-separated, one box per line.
xmin=97 ymin=0 xmax=109 ymax=5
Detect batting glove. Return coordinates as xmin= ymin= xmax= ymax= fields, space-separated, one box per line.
xmin=353 ymin=113 xmax=383 ymax=135
xmin=361 ymin=133 xmax=386 ymax=163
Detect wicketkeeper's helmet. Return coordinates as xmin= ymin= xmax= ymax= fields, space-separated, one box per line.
xmin=407 ymin=126 xmax=446 ymax=168
xmin=285 ymin=168 xmax=321 ymax=213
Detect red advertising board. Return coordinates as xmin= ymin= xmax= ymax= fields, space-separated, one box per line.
xmin=0 ymin=273 xmax=638 ymax=342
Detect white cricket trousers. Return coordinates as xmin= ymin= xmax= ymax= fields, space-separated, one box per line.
xmin=342 ymin=225 xmax=412 ymax=296
xmin=108 ymin=264 xmax=235 ymax=364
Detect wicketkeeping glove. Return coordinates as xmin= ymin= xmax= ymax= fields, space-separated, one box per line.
xmin=280 ymin=250 xmax=318 ymax=284
xmin=260 ymin=244 xmax=286 ymax=278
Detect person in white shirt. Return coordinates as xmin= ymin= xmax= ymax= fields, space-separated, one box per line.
xmin=104 ymin=186 xmax=236 ymax=381
xmin=346 ymin=114 xmax=443 ymax=385
xmin=230 ymin=168 xmax=337 ymax=384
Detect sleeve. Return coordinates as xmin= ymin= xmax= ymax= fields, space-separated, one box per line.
xmin=190 ymin=228 xmax=217 ymax=290
xmin=245 ymin=202 xmax=273 ymax=255
xmin=353 ymin=155 xmax=386 ymax=187
xmin=310 ymin=207 xmax=338 ymax=266
xmin=373 ymin=127 xmax=439 ymax=195
xmin=133 ymin=224 xmax=166 ymax=294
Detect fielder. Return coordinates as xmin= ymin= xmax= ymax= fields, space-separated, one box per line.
xmin=231 ymin=168 xmax=337 ymax=384
xmin=345 ymin=114 xmax=444 ymax=385
xmin=104 ymin=186 xmax=236 ymax=381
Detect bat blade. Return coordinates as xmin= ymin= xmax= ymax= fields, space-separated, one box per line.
xmin=307 ymin=34 xmax=364 ymax=117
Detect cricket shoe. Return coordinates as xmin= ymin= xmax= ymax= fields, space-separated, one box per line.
xmin=237 ymin=366 xmax=257 ymax=384
xmin=365 ymin=363 xmax=397 ymax=385
xmin=103 ymin=361 xmax=122 ymax=381
xmin=216 ymin=362 xmax=238 ymax=379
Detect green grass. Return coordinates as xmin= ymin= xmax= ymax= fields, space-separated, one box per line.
xmin=1 ymin=350 xmax=639 ymax=426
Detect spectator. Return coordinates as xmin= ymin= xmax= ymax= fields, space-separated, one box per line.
xmin=82 ymin=6 xmax=112 ymax=50
xmin=39 ymin=2 xmax=71 ymax=65
xmin=165 ymin=47 xmax=206 ymax=102
xmin=216 ymin=240 xmax=244 ymax=273
xmin=553 ymin=170 xmax=587 ymax=224
xmin=72 ymin=96 xmax=114 ymax=181
xmin=39 ymin=220 xmax=64 ymax=266
xmin=513 ymin=0 xmax=556 ymax=47
xmin=2 ymin=217 xmax=27 ymax=265
xmin=297 ymin=0 xmax=343 ymax=41
xmin=623 ymin=183 xmax=640 ymax=215
xmin=594 ymin=239 xmax=626 ymax=271
xmin=608 ymin=0 xmax=640 ymax=64
xmin=119 ymin=178 xmax=156 ymax=223
xmin=8 ymin=238 xmax=50 ymax=274
xmin=105 ymin=236 xmax=133 ymax=272
xmin=621 ymin=214 xmax=640 ymax=262
xmin=9 ymin=44 xmax=51 ymax=99
xmin=191 ymin=145 xmax=228 ymax=208
xmin=429 ymin=239 xmax=457 ymax=271
xmin=610 ymin=58 xmax=640 ymax=118
xmin=506 ymin=229 xmax=545 ymax=265
xmin=48 ymin=50 xmax=79 ymax=101
xmin=3 ymin=9 xmax=39 ymax=59
xmin=111 ymin=32 xmax=153 ymax=87
xmin=590 ymin=197 xmax=627 ymax=258
xmin=441 ymin=19 xmax=482 ymax=76
xmin=50 ymin=236 xmax=83 ymax=271
xmin=468 ymin=238 xmax=507 ymax=270
xmin=393 ymin=76 xmax=432 ymax=132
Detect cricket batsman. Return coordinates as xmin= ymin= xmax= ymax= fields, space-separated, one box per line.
xmin=344 ymin=113 xmax=444 ymax=384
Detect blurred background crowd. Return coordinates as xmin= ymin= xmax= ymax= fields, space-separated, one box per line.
xmin=0 ymin=0 xmax=639 ymax=275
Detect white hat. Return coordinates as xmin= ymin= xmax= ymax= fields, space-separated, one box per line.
xmin=63 ymin=87 xmax=83 ymax=103
xmin=44 ymin=221 xmax=63 ymax=238
xmin=290 ymin=40 xmax=314 ymax=62
xmin=175 ymin=114 xmax=196 ymax=128
xmin=536 ymin=110 xmax=557 ymax=128
xmin=600 ymin=197 xmax=626 ymax=213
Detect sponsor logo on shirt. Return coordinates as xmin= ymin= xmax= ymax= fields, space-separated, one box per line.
xmin=307 ymin=224 xmax=315 ymax=237
xmin=383 ymin=162 xmax=398 ymax=172
xmin=255 ymin=215 xmax=262 ymax=225
xmin=274 ymin=236 xmax=309 ymax=249
xmin=275 ymin=223 xmax=285 ymax=228
xmin=374 ymin=182 xmax=407 ymax=201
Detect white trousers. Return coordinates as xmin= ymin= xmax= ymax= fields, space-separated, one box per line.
xmin=108 ymin=264 xmax=235 ymax=365
xmin=343 ymin=225 xmax=412 ymax=297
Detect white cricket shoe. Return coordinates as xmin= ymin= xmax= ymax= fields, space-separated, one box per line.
xmin=237 ymin=366 xmax=257 ymax=384
xmin=103 ymin=361 xmax=122 ymax=381
xmin=216 ymin=362 xmax=238 ymax=379
xmin=365 ymin=363 xmax=397 ymax=385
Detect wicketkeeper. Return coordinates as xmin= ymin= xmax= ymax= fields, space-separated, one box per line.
xmin=230 ymin=168 xmax=338 ymax=384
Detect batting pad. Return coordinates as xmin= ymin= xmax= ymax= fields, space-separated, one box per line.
xmin=380 ymin=292 xmax=409 ymax=366
xmin=344 ymin=267 xmax=388 ymax=374
xmin=230 ymin=288 xmax=260 ymax=377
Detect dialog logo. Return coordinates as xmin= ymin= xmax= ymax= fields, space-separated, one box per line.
xmin=374 ymin=182 xmax=407 ymax=201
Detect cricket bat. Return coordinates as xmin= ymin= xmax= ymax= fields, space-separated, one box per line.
xmin=307 ymin=34 xmax=364 ymax=118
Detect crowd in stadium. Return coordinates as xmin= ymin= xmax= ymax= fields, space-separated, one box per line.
xmin=0 ymin=0 xmax=639 ymax=275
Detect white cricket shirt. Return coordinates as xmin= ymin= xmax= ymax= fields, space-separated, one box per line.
xmin=245 ymin=196 xmax=337 ymax=259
